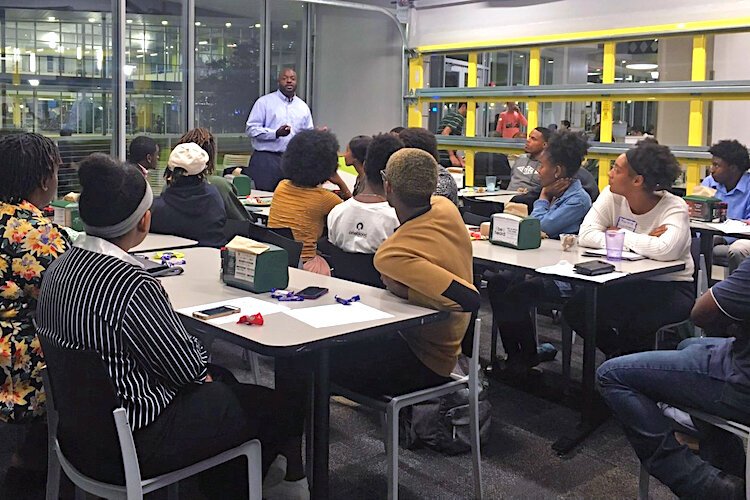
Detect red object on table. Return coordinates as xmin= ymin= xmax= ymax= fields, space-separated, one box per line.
xmin=237 ymin=313 xmax=264 ymax=326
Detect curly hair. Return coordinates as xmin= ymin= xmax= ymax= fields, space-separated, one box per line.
xmin=364 ymin=133 xmax=404 ymax=187
xmin=282 ymin=129 xmax=340 ymax=188
xmin=397 ymin=127 xmax=440 ymax=162
xmin=384 ymin=148 xmax=438 ymax=207
xmin=709 ymin=139 xmax=750 ymax=173
xmin=545 ymin=130 xmax=589 ymax=177
xmin=177 ymin=127 xmax=217 ymax=174
xmin=625 ymin=141 xmax=682 ymax=191
xmin=348 ymin=135 xmax=372 ymax=164
xmin=0 ymin=133 xmax=61 ymax=204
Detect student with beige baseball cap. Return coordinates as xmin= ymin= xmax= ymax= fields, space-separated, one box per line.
xmin=149 ymin=142 xmax=228 ymax=247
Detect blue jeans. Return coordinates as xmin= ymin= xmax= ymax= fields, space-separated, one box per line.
xmin=597 ymin=337 xmax=740 ymax=497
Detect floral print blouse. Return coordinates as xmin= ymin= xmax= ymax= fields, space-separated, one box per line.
xmin=0 ymin=201 xmax=69 ymax=423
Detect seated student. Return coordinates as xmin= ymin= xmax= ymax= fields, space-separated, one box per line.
xmin=150 ymin=143 xmax=228 ymax=248
xmin=487 ymin=131 xmax=591 ymax=376
xmin=701 ymin=139 xmax=750 ymax=274
xmin=35 ymin=155 xmax=305 ymax=500
xmin=345 ymin=135 xmax=372 ymax=197
xmin=0 ymin=133 xmax=70 ymax=492
xmin=563 ymin=140 xmax=695 ymax=356
xmin=398 ymin=127 xmax=459 ymax=205
xmin=597 ymin=256 xmax=750 ymax=499
xmin=267 ymin=129 xmax=342 ymax=274
xmin=327 ymin=133 xmax=401 ymax=253
xmin=176 ymin=127 xmax=251 ymax=222
xmin=128 ymin=135 xmax=159 ymax=177
xmin=277 ymin=147 xmax=479 ymax=420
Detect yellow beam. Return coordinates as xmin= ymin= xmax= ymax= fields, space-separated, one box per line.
xmin=598 ymin=42 xmax=616 ymax=190
xmin=687 ymin=34 xmax=707 ymax=193
xmin=417 ymin=17 xmax=750 ymax=54
xmin=465 ymin=53 xmax=477 ymax=186
xmin=527 ymin=47 xmax=540 ymax=134
xmin=407 ymin=56 xmax=424 ymax=128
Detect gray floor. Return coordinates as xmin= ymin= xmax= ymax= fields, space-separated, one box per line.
xmin=0 ymin=294 xmax=675 ymax=499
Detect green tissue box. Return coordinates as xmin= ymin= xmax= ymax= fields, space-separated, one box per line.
xmin=50 ymin=200 xmax=84 ymax=231
xmin=221 ymin=240 xmax=288 ymax=293
xmin=489 ymin=213 xmax=541 ymax=250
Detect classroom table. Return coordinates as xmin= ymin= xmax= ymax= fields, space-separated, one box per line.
xmin=130 ymin=233 xmax=198 ymax=253
xmin=156 ymin=247 xmax=446 ymax=499
xmin=472 ymin=238 xmax=685 ymax=454
xmin=242 ymin=189 xmax=273 ymax=221
xmin=459 ymin=188 xmax=518 ymax=199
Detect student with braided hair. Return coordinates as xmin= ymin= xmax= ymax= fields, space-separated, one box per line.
xmin=176 ymin=127 xmax=251 ymax=221
xmin=0 ymin=132 xmax=70 ymax=489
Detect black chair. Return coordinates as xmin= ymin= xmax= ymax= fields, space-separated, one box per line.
xmin=317 ymin=239 xmax=384 ymax=288
xmin=462 ymin=211 xmax=491 ymax=226
xmin=462 ymin=198 xmax=504 ymax=218
xmin=223 ymin=220 xmax=303 ymax=268
xmin=475 ymin=152 xmax=512 ymax=189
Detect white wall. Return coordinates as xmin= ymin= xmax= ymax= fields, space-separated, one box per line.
xmin=712 ymin=32 xmax=750 ymax=145
xmin=312 ymin=5 xmax=403 ymax=147
xmin=411 ymin=0 xmax=750 ymax=48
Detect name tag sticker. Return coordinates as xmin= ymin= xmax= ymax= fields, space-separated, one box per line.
xmin=616 ymin=217 xmax=637 ymax=232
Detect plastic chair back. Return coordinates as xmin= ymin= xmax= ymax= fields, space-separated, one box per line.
xmin=224 ymin=220 xmax=302 ymax=268
xmin=233 ymin=175 xmax=253 ymax=196
xmin=317 ymin=239 xmax=384 ymax=288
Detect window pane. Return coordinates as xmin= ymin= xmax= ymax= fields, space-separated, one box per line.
xmin=269 ymin=0 xmax=306 ymax=97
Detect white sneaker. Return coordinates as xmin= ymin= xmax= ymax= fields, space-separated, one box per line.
xmin=262 ymin=454 xmax=287 ymax=490
xmin=263 ymin=477 xmax=310 ymax=500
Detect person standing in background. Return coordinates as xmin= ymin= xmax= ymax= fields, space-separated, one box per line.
xmin=496 ymin=101 xmax=528 ymax=138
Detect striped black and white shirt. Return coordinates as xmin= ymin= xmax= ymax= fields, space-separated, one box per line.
xmin=36 ymin=235 xmax=208 ymax=431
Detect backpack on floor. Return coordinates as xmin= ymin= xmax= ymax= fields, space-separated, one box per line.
xmin=399 ymin=358 xmax=492 ymax=455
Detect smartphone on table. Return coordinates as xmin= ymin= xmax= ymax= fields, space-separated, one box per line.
xmin=296 ymin=287 xmax=329 ymax=300
xmin=192 ymin=305 xmax=241 ymax=320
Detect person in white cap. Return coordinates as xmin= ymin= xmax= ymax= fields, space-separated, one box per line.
xmin=150 ymin=142 xmax=228 ymax=247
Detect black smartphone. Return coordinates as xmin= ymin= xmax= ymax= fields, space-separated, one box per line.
xmin=192 ymin=305 xmax=241 ymax=320
xmin=296 ymin=286 xmax=329 ymax=299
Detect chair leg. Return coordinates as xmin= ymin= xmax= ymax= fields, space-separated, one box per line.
xmin=469 ymin=379 xmax=483 ymax=499
xmin=637 ymin=463 xmax=650 ymax=500
xmin=562 ymin=323 xmax=573 ymax=385
xmin=46 ymin=448 xmax=61 ymax=500
xmin=247 ymin=444 xmax=263 ymax=500
xmin=490 ymin=312 xmax=499 ymax=366
xmin=386 ymin=406 xmax=399 ymax=500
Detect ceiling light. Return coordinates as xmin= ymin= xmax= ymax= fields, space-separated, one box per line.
xmin=195 ymin=21 xmax=201 ymax=26
xmin=136 ymin=54 xmax=144 ymax=58
xmin=621 ymin=59 xmax=627 ymax=64
xmin=150 ymin=52 xmax=158 ymax=56
xmin=161 ymin=20 xmax=168 ymax=26
xmin=254 ymin=23 xmax=261 ymax=28
xmin=126 ymin=19 xmax=133 ymax=24
xmin=124 ymin=64 xmax=136 ymax=76
xmin=88 ymin=18 xmax=96 ymax=23
xmin=547 ymin=60 xmax=553 ymax=63
xmin=625 ymin=63 xmax=658 ymax=70
xmin=198 ymin=40 xmax=208 ymax=45
xmin=225 ymin=22 xmax=232 ymax=28
xmin=28 ymin=79 xmax=39 ymax=86
xmin=587 ymin=71 xmax=601 ymax=76
xmin=48 ymin=16 xmax=56 ymax=22
xmin=227 ymin=43 xmax=237 ymax=48
xmin=282 ymin=24 xmax=289 ymax=29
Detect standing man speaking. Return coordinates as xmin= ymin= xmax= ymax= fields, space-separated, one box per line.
xmin=244 ymin=68 xmax=313 ymax=191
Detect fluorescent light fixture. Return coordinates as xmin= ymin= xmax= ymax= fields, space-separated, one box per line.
xmin=625 ymin=63 xmax=658 ymax=70
xmin=198 ymin=40 xmax=208 ymax=45
xmin=547 ymin=60 xmax=554 ymax=63
xmin=161 ymin=20 xmax=168 ymax=26
xmin=29 ymin=53 xmax=36 ymax=72
xmin=282 ymin=24 xmax=289 ymax=29
xmin=28 ymin=79 xmax=39 ymax=87
xmin=150 ymin=53 xmax=158 ymax=57
xmin=126 ymin=19 xmax=133 ymax=24
xmin=124 ymin=64 xmax=136 ymax=76
xmin=88 ymin=17 xmax=96 ymax=23
xmin=227 ymin=43 xmax=237 ymax=48
xmin=48 ymin=16 xmax=56 ymax=22
xmin=587 ymin=72 xmax=601 ymax=76
xmin=195 ymin=21 xmax=201 ymax=26
xmin=136 ymin=54 xmax=144 ymax=58
xmin=255 ymin=23 xmax=261 ymax=28
xmin=225 ymin=22 xmax=232 ymax=28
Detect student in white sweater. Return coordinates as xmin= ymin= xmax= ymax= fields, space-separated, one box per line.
xmin=563 ymin=140 xmax=695 ymax=356
xmin=327 ymin=133 xmax=402 ymax=253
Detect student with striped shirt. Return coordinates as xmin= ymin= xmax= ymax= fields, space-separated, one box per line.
xmin=36 ymin=154 xmax=306 ymax=499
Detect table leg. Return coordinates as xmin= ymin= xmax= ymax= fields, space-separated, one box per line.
xmin=552 ymin=286 xmax=607 ymax=455
xmin=311 ymin=349 xmax=330 ymax=500
xmin=700 ymin=230 xmax=714 ymax=283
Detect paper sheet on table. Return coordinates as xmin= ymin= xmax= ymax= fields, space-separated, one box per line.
xmin=177 ymin=297 xmax=289 ymax=325
xmin=283 ymin=302 xmax=394 ymax=328
xmin=704 ymin=220 xmax=750 ymax=235
xmin=581 ymin=248 xmax=646 ymax=261
xmin=536 ymin=261 xmax=628 ymax=283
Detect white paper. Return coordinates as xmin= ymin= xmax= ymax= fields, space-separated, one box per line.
xmin=536 ymin=260 xmax=628 ymax=283
xmin=490 ymin=214 xmax=521 ymax=246
xmin=581 ymin=248 xmax=646 ymax=261
xmin=704 ymin=220 xmax=750 ymax=235
xmin=283 ymin=302 xmax=394 ymax=329
xmin=177 ymin=297 xmax=289 ymax=325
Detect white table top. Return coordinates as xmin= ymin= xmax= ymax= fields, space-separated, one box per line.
xmin=465 ymin=193 xmax=517 ymax=204
xmin=472 ymin=238 xmax=685 ymax=285
xmin=130 ymin=233 xmax=198 ymax=253
xmin=158 ymin=247 xmax=445 ymax=355
xmin=460 ymin=188 xmax=518 ymax=199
